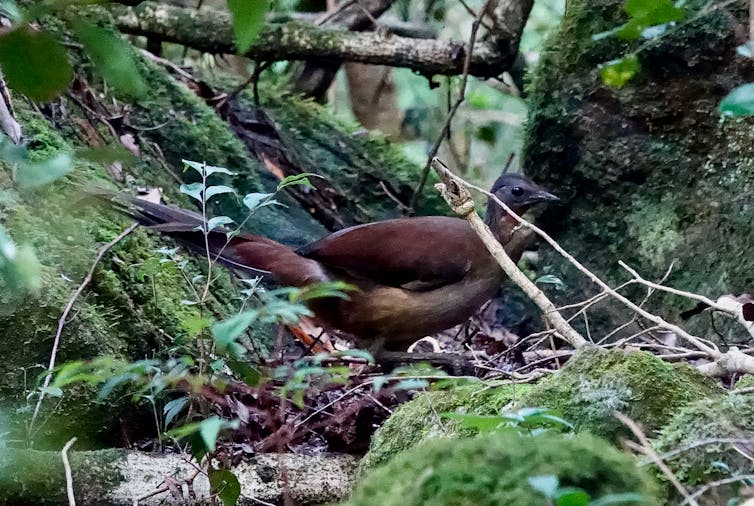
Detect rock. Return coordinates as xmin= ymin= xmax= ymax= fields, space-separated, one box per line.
xmin=345 ymin=432 xmax=659 ymax=506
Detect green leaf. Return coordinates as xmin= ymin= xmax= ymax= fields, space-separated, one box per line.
xmin=180 ymin=182 xmax=204 ymax=202
xmin=205 ymin=185 xmax=235 ymax=201
xmin=555 ymin=488 xmax=590 ymax=506
xmin=0 ymin=0 xmax=22 ymax=22
xmin=163 ymin=396 xmax=189 ymax=428
xmin=209 ymin=467 xmax=241 ymax=506
xmin=207 ymin=216 xmax=235 ymax=232
xmin=534 ymin=274 xmax=566 ymax=291
xmin=242 ymin=192 xmax=274 ymax=210
xmin=180 ymin=315 xmax=213 ymax=337
xmin=0 ymin=26 xmax=72 ymax=101
xmin=16 ymin=153 xmax=73 ymax=188
xmin=71 ymin=19 xmax=145 ymax=97
xmin=199 ymin=416 xmax=237 ymax=452
xmin=227 ymin=360 xmax=261 ymax=386
xmin=720 ymin=83 xmax=754 ymax=116
xmin=212 ymin=311 xmax=257 ymax=351
xmin=624 ymin=0 xmax=683 ymax=25
xmin=528 ymin=475 xmax=559 ymax=498
xmin=182 ymin=159 xmax=236 ymax=177
xmin=226 ymin=0 xmax=269 ymax=53
xmin=277 ymin=172 xmax=319 ymax=190
xmin=599 ymin=55 xmax=639 ymax=88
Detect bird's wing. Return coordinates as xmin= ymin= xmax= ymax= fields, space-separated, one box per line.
xmin=297 ymin=216 xmax=482 ymax=291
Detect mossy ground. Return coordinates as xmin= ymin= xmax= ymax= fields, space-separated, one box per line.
xmin=515 ymin=348 xmax=722 ymax=442
xmin=523 ymin=0 xmax=754 ymax=340
xmin=359 ymin=381 xmax=532 ymax=471
xmin=652 ymin=391 xmax=754 ymax=503
xmin=345 ymin=432 xmax=659 ymax=506
xmin=1 ymin=9 xmax=440 ymax=449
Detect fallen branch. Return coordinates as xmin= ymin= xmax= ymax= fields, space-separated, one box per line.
xmin=113 ymin=2 xmax=518 ymax=78
xmin=61 ymin=437 xmax=78 ymax=506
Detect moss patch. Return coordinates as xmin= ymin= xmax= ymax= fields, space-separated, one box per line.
xmin=652 ymin=391 xmax=754 ymax=502
xmin=346 ymin=432 xmax=659 ymax=506
xmin=0 ymin=448 xmax=124 ymax=504
xmin=359 ymin=381 xmax=531 ymax=471
xmin=515 ymin=348 xmax=722 ymax=441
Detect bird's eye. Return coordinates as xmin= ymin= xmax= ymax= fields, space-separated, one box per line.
xmin=511 ymin=186 xmax=524 ymax=197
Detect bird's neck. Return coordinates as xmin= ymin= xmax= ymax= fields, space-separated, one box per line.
xmin=485 ymin=200 xmax=526 ymax=245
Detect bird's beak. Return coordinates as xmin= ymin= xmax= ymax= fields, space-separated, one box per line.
xmin=529 ymin=190 xmax=560 ymax=204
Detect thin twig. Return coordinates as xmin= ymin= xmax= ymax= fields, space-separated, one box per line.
xmin=684 ymin=474 xmax=754 ymax=505
xmin=30 ymin=223 xmax=139 ymax=434
xmin=409 ymin=0 xmax=493 ymax=211
xmin=61 ymin=437 xmax=78 ymax=506
xmin=614 ymin=411 xmax=697 ymax=505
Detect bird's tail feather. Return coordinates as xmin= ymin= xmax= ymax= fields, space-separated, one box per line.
xmin=88 ymin=189 xmax=321 ymax=284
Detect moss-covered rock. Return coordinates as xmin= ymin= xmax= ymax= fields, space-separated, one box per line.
xmin=522 ymin=0 xmax=754 ymax=339
xmin=0 ymin=448 xmax=124 ymax=505
xmin=345 ymin=432 xmax=659 ymax=506
xmin=359 ymin=381 xmax=532 ymax=471
xmin=652 ymin=391 xmax=754 ymax=503
xmin=514 ymin=348 xmax=722 ymax=441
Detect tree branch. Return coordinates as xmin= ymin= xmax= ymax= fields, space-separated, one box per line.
xmin=113 ymin=2 xmax=518 ymax=77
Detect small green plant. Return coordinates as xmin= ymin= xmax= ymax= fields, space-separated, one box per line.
xmin=528 ymin=475 xmax=646 ymax=505
xmin=441 ymin=407 xmax=574 ymax=435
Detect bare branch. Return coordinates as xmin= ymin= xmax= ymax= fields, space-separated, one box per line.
xmin=113 ymin=2 xmax=519 ymax=78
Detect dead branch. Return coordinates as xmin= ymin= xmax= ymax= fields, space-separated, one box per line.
xmin=113 ymin=2 xmax=520 ymax=78
xmin=614 ymin=411 xmax=697 ymax=506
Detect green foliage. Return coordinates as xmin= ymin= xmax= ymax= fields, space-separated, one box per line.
xmin=69 ymin=18 xmax=145 ymax=97
xmin=226 ymin=0 xmax=270 ymax=53
xmin=719 ymin=83 xmax=754 ymax=117
xmin=441 ymin=407 xmax=573 ymax=435
xmin=209 ymin=466 xmax=242 ymax=506
xmin=0 ymin=26 xmax=71 ymax=101
xmin=599 ymin=55 xmax=639 ymax=89
xmin=345 ymin=432 xmax=658 ymax=506
xmin=0 ymin=0 xmax=146 ymax=100
xmin=528 ymin=475 xmax=645 ymax=506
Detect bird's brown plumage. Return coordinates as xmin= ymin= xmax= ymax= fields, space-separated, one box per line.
xmin=95 ymin=173 xmax=557 ymax=351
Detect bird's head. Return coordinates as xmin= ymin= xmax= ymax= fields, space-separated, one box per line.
xmin=489 ymin=173 xmax=559 ymax=213
xmin=486 ymin=173 xmax=559 ymax=242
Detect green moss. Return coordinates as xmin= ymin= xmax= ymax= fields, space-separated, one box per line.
xmin=652 ymin=391 xmax=754 ymax=502
xmin=734 ymin=374 xmax=754 ymax=389
xmin=0 ymin=448 xmax=124 ymax=503
xmin=346 ymin=432 xmax=659 ymax=506
xmin=360 ymin=381 xmax=531 ymax=471
xmin=515 ymin=348 xmax=722 ymax=442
